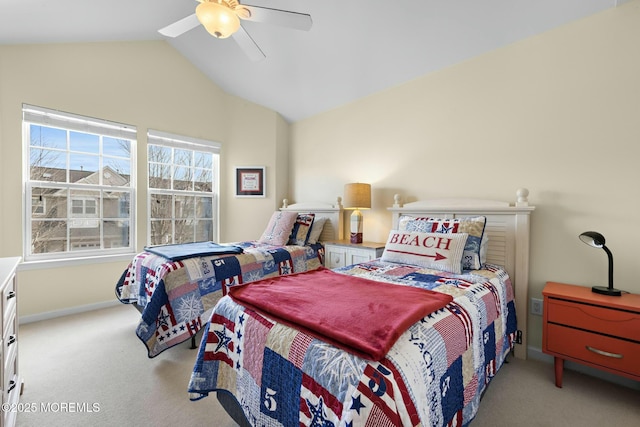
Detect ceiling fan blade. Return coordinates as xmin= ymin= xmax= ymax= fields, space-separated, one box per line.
xmin=231 ymin=25 xmax=266 ymax=62
xmin=242 ymin=5 xmax=312 ymax=31
xmin=158 ymin=14 xmax=201 ymax=38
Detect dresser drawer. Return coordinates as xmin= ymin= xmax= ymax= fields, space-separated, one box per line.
xmin=547 ymin=323 xmax=640 ymax=378
xmin=547 ymin=298 xmax=640 ymax=341
xmin=2 ymin=274 xmax=17 ymax=332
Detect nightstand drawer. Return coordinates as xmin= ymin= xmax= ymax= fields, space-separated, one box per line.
xmin=325 ymin=246 xmax=347 ymax=269
xmin=547 ymin=323 xmax=640 ymax=378
xmin=547 ymin=298 xmax=640 ymax=341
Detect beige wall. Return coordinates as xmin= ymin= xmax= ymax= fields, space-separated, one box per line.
xmin=0 ymin=41 xmax=287 ymax=317
xmin=290 ymin=3 xmax=640 ymax=351
xmin=2 ymin=3 xmax=639 ymax=352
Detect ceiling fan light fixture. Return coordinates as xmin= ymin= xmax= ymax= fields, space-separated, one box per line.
xmin=196 ymin=1 xmax=240 ymax=39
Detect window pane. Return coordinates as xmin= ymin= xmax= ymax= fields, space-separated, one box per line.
xmin=196 ymin=196 xmax=213 ymax=218
xmin=69 ymin=153 xmax=99 ymax=182
xmin=102 ymin=162 xmax=130 ymax=186
xmin=173 ymin=166 xmax=193 ymax=190
xmin=70 ymin=190 xmax=100 ymax=218
xmin=103 ymin=191 xmax=130 ymax=218
xmin=30 ymin=148 xmax=67 ymax=182
xmin=150 ymin=219 xmax=172 ymax=245
xmin=196 ymin=220 xmax=213 ymax=241
xmin=70 ymin=225 xmax=101 ymax=250
xmin=104 ymin=220 xmax=129 ymax=248
xmin=194 ymin=168 xmax=212 ymax=192
xmin=150 ymin=194 xmax=172 ymax=219
xmin=148 ymin=145 xmax=171 ymax=163
xmin=31 ymin=220 xmax=67 ymax=254
xmin=174 ymin=219 xmax=194 ymax=243
xmin=174 ymin=149 xmax=192 ymax=167
xmin=103 ymin=137 xmax=130 ymax=158
xmin=32 ymin=187 xmax=68 ymax=219
xmin=149 ymin=163 xmax=171 ymax=189
xmin=30 ymin=125 xmax=66 ymax=150
xmin=69 ymin=131 xmax=99 ymax=153
xmin=175 ymin=195 xmax=194 ymax=218
xmin=194 ymin=151 xmax=212 ymax=169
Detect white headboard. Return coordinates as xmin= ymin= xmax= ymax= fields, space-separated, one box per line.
xmin=280 ymin=198 xmax=344 ymax=242
xmin=388 ymin=188 xmax=535 ymax=360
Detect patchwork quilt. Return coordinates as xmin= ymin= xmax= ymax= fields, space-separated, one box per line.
xmin=188 ymin=260 xmax=517 ymax=427
xmin=115 ymin=241 xmax=324 ymax=357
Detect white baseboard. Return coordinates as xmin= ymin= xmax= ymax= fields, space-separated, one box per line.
xmin=19 ymin=300 xmax=121 ymax=325
xmin=527 ymin=346 xmax=640 ymax=391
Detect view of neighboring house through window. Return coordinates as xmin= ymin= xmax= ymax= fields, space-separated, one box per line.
xmin=147 ymin=130 xmax=220 ymax=246
xmin=23 ymin=104 xmax=136 ymax=261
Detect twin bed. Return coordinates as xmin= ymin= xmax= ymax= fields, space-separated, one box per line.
xmin=116 ymin=200 xmax=344 ymax=357
xmin=183 ymin=190 xmax=534 ymax=426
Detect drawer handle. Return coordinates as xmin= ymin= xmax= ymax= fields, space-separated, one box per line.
xmin=7 ymin=335 xmax=16 ymax=347
xmin=6 ymin=291 xmax=16 ymax=300
xmin=586 ymin=345 xmax=623 ymax=359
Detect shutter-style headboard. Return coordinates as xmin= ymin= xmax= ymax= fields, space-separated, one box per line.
xmin=388 ymin=189 xmax=535 ymax=359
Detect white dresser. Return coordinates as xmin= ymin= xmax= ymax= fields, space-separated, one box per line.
xmin=1 ymin=257 xmax=21 ymax=427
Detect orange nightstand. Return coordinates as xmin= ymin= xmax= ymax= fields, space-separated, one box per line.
xmin=542 ymin=282 xmax=640 ymax=387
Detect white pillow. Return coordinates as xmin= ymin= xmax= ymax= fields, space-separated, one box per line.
xmin=258 ymin=211 xmax=299 ymax=245
xmin=306 ymin=217 xmax=327 ymax=244
xmin=381 ymin=230 xmax=468 ymax=274
xmin=398 ymin=215 xmax=487 ymax=270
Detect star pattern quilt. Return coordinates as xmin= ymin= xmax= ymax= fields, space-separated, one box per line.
xmin=115 ymin=241 xmax=324 ymax=357
xmin=188 ymin=260 xmax=517 ymax=426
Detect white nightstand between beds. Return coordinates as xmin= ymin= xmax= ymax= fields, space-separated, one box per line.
xmin=324 ymin=240 xmax=385 ymax=268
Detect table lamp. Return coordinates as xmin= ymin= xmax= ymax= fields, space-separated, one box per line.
xmin=579 ymin=231 xmax=623 ymax=296
xmin=344 ymin=183 xmax=371 ymax=243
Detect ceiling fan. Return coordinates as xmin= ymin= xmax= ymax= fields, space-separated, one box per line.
xmin=158 ymin=0 xmax=313 ymax=61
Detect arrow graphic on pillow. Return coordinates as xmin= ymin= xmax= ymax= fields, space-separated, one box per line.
xmin=387 ymin=250 xmax=447 ymax=260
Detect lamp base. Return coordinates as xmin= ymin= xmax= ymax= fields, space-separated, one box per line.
xmin=591 ymin=286 xmax=622 ymax=296
xmin=350 ymin=209 xmax=363 ymax=244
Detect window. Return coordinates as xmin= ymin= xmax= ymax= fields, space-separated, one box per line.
xmin=23 ymin=104 xmax=136 ymax=261
xmin=147 ymin=130 xmax=220 ymax=246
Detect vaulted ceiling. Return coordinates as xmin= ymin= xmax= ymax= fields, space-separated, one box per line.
xmin=0 ymin=1 xmax=630 ymax=122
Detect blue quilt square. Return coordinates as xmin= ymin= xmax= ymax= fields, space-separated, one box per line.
xmin=402 ymin=273 xmax=442 ymax=289
xmin=506 ymin=300 xmax=517 ymax=335
xmin=441 ymin=356 xmax=464 ymax=424
xmin=483 ymin=323 xmax=496 ymax=366
xmin=269 ymin=247 xmax=291 ymax=265
xmin=260 ymin=348 xmax=303 ymax=426
xmin=211 ymin=256 xmax=242 ymax=286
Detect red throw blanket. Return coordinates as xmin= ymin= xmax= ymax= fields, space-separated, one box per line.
xmin=228 ymin=267 xmax=453 ymax=361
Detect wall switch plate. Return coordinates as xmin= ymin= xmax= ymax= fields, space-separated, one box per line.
xmin=530 ymin=298 xmax=543 ymax=316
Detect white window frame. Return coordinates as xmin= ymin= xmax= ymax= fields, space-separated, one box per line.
xmin=147 ymin=130 xmax=220 ymax=246
xmin=22 ymin=104 xmax=137 ymax=264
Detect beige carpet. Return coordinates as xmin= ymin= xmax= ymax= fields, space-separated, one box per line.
xmin=15 ymin=304 xmax=640 ymax=426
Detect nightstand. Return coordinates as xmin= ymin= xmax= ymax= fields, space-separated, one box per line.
xmin=542 ymin=281 xmax=640 ymax=388
xmin=323 ymin=240 xmax=385 ymax=269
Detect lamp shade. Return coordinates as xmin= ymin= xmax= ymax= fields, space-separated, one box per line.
xmin=343 ymin=183 xmax=371 ymax=209
xmin=579 ymin=231 xmax=605 ymax=248
xmin=196 ymin=1 xmax=240 ymax=39
xmin=579 ymin=231 xmax=623 ymax=296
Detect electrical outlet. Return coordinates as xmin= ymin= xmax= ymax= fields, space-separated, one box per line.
xmin=530 ymin=298 xmax=543 ymax=316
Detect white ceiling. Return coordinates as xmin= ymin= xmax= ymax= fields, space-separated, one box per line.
xmin=0 ymin=0 xmax=628 ymax=122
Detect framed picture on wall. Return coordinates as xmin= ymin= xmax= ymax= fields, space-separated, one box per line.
xmin=235 ymin=166 xmax=266 ymax=197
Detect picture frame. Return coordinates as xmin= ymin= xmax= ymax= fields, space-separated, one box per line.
xmin=235 ymin=166 xmax=266 ymax=197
